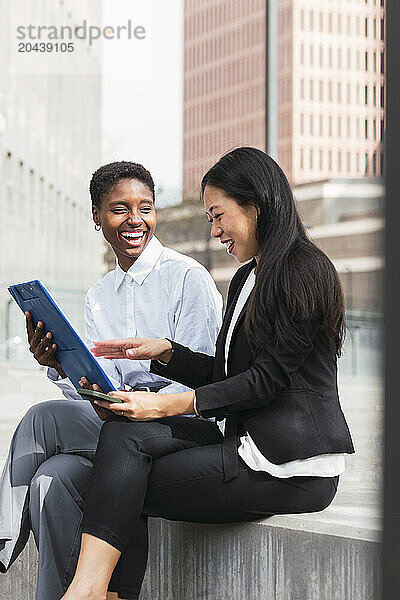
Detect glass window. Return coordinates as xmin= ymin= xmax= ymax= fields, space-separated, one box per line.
xmin=364 ymin=153 xmax=369 ymax=175
xmin=380 ymin=18 xmax=384 ymax=41
xmin=372 ymin=152 xmax=377 ymax=176
xmin=365 ymin=51 xmax=368 ymax=71
xmin=365 ymin=119 xmax=368 ymax=139
xmin=365 ymin=85 xmax=368 ymax=105
xmin=380 ymin=51 xmax=385 ymax=74
xmin=380 ymin=85 xmax=385 ymax=108
xmin=364 ymin=17 xmax=368 ymax=37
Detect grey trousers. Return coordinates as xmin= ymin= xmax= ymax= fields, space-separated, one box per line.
xmin=0 ymin=399 xmax=102 ymax=600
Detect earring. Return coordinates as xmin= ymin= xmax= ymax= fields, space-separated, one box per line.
xmin=94 ymin=224 xmax=101 ymax=231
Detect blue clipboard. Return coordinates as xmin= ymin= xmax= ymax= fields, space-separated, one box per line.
xmin=8 ymin=280 xmax=116 ymax=393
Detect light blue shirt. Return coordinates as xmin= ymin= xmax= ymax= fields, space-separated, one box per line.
xmin=48 ymin=236 xmax=223 ymax=400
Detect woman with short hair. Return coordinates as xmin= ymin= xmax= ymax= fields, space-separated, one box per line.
xmin=0 ymin=161 xmax=222 ymax=600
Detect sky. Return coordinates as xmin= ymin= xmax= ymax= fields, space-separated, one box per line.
xmin=101 ymin=0 xmax=183 ymax=206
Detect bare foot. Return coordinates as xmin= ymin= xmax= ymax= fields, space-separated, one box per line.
xmin=61 ymin=578 xmax=107 ymax=600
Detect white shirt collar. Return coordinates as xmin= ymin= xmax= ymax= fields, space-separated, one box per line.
xmin=114 ymin=236 xmax=164 ymax=291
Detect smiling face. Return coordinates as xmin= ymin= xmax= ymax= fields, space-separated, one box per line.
xmin=92 ymin=178 xmax=156 ymax=271
xmin=203 ymin=185 xmax=259 ymax=263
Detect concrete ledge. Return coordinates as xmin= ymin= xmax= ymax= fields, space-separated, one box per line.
xmin=0 ymin=536 xmax=37 ymax=599
xmin=141 ymin=515 xmax=381 ymax=600
xmin=0 ymin=512 xmax=381 ymax=600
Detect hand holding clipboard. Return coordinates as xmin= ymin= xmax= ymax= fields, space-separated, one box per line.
xmin=8 ymin=280 xmax=117 ymax=396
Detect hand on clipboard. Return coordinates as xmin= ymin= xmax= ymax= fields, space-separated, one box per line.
xmin=8 ymin=280 xmax=117 ymax=394
xmin=25 ymin=311 xmax=67 ymax=378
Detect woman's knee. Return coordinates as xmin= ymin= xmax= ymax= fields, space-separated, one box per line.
xmin=23 ymin=399 xmax=99 ymax=434
xmin=98 ymin=419 xmax=171 ymax=454
xmin=98 ymin=419 xmax=136 ymax=453
xmin=24 ymin=399 xmax=73 ymax=425
xmin=30 ymin=454 xmax=93 ymax=503
xmin=305 ymin=476 xmax=339 ymax=513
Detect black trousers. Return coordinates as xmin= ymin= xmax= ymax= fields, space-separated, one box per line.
xmin=82 ymin=417 xmax=338 ymax=600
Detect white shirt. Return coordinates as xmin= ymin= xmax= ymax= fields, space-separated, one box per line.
xmin=48 ymin=236 xmax=223 ymax=401
xmin=218 ymin=268 xmax=345 ymax=478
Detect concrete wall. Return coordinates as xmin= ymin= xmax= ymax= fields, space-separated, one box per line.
xmin=0 ymin=518 xmax=381 ymax=600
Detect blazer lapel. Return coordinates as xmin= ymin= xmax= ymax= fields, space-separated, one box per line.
xmin=215 ymin=260 xmax=256 ymax=376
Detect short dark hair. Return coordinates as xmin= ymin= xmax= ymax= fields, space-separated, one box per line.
xmin=90 ymin=161 xmax=155 ymax=209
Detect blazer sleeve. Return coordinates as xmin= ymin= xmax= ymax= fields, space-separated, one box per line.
xmin=150 ymin=265 xmax=250 ymax=389
xmin=195 ymin=316 xmax=323 ymax=419
xmin=151 ymin=339 xmax=215 ymax=389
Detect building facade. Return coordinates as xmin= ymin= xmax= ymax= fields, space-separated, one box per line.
xmin=183 ymin=0 xmax=266 ymax=199
xmin=0 ymin=0 xmax=103 ymax=362
xmin=279 ymin=0 xmax=386 ymax=184
xmin=183 ymin=0 xmax=385 ymax=191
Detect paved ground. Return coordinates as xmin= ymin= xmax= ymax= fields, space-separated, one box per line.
xmin=0 ymin=363 xmax=383 ymax=531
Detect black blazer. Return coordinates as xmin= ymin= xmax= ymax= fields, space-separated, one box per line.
xmin=152 ymin=259 xmax=354 ymax=468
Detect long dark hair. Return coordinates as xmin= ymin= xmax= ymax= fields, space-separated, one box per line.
xmin=201 ymin=147 xmax=345 ymax=357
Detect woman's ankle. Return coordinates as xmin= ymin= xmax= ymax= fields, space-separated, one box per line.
xmin=66 ymin=576 xmax=108 ymax=599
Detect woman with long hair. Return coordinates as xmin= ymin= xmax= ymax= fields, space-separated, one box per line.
xmin=62 ymin=148 xmax=354 ymax=600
